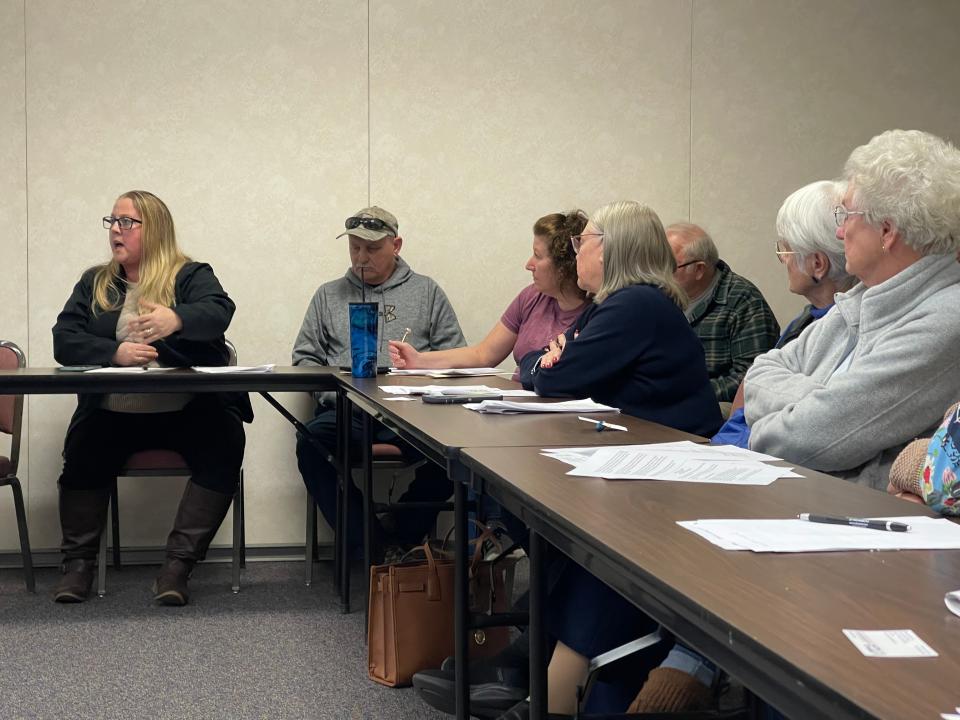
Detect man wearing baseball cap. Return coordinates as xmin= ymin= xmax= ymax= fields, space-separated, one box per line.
xmin=292 ymin=206 xmax=465 ymax=557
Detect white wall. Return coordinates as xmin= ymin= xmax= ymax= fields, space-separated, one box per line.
xmin=2 ymin=0 xmax=959 ymax=553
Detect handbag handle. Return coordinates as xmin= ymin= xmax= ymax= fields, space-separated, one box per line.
xmin=441 ymin=520 xmax=503 ymax=573
xmin=396 ymin=541 xmax=443 ymax=601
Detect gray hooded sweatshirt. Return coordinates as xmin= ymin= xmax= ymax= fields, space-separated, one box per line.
xmin=745 ymin=253 xmax=960 ymax=491
xmin=292 ymin=257 xmax=465 ymax=404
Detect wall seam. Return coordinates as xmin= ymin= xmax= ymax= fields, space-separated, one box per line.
xmin=22 ymin=0 xmax=30 ymax=520
xmin=688 ymin=0 xmax=694 ymax=220
xmin=367 ymin=0 xmax=371 ymax=204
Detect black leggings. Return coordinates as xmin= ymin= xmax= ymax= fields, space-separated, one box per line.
xmin=59 ymin=398 xmax=245 ymax=495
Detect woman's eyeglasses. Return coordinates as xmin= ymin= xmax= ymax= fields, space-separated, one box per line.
xmin=345 ymin=216 xmax=395 ymax=234
xmin=570 ymin=232 xmax=604 ymax=254
xmin=103 ymin=216 xmax=142 ymax=230
xmin=833 ymin=205 xmax=866 ymax=227
xmin=774 ymin=240 xmax=797 ymax=264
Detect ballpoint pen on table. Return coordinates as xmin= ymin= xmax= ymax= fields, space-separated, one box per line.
xmin=578 ymin=416 xmax=627 ymax=432
xmin=797 ymin=513 xmax=911 ymax=532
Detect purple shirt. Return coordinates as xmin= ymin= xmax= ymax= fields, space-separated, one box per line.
xmin=500 ymin=285 xmax=587 ymax=377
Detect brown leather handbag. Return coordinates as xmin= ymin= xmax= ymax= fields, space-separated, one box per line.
xmin=367 ymin=529 xmax=515 ymax=687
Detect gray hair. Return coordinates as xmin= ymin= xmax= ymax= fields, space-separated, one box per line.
xmin=666 ymin=223 xmax=719 ymax=268
xmin=776 ymin=180 xmax=854 ymax=284
xmin=845 ymin=129 xmax=960 ymax=255
xmin=591 ymin=201 xmax=687 ymax=307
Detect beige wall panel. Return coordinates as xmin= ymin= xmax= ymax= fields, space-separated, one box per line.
xmin=369 ymin=0 xmax=692 ymax=348
xmin=0 ymin=0 xmax=28 ymax=552
xmin=691 ymin=0 xmax=960 ymax=326
xmin=22 ymin=0 xmax=368 ymax=552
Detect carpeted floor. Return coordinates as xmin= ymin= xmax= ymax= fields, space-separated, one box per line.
xmin=0 ymin=560 xmax=448 ymax=720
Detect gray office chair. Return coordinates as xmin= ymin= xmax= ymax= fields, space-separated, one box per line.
xmin=0 ymin=340 xmax=35 ymax=592
xmin=98 ymin=339 xmax=245 ymax=596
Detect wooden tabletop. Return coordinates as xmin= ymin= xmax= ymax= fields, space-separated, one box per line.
xmin=338 ymin=373 xmax=706 ymax=459
xmin=0 ymin=365 xmax=340 ymax=394
xmin=461 ymin=446 xmax=960 ymax=720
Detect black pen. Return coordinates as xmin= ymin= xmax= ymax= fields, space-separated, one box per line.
xmin=797 ymin=513 xmax=911 ymax=532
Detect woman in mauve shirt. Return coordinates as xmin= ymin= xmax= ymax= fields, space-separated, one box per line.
xmin=389 ymin=210 xmax=588 ymax=379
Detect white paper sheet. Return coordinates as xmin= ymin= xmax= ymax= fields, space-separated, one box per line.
xmin=842 ymin=629 xmax=938 ymax=658
xmin=463 ymin=399 xmax=619 ymax=414
xmin=563 ymin=446 xmax=791 ymax=484
xmin=379 ymin=384 xmax=535 ymax=397
xmin=84 ymin=366 xmax=178 ymax=373
xmin=679 ymin=516 xmax=960 ymax=552
xmin=191 ymin=364 xmax=275 ymax=373
xmin=387 ymin=367 xmax=504 ymax=378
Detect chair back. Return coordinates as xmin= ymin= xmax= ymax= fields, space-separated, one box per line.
xmin=0 ymin=340 xmax=26 ymax=475
xmin=225 ymin=338 xmax=237 ymax=367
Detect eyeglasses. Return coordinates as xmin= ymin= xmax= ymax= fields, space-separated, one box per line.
xmin=675 ymin=260 xmax=700 ymax=270
xmin=570 ymin=232 xmax=604 ymax=254
xmin=346 ymin=216 xmax=395 ymax=234
xmin=833 ymin=205 xmax=866 ymax=227
xmin=774 ymin=240 xmax=797 ymax=264
xmin=103 ymin=216 xmax=142 ymax=230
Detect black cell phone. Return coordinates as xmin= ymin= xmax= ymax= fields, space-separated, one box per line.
xmin=421 ymin=394 xmax=502 ymax=404
xmin=57 ymin=365 xmax=101 ymax=372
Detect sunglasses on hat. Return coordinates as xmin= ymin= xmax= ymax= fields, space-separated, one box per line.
xmin=345 ymin=217 xmax=395 ymax=234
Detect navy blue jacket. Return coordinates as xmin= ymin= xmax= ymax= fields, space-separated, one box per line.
xmin=519 ymin=284 xmax=722 ymax=437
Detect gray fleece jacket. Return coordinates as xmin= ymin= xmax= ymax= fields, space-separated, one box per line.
xmin=745 ymin=253 xmax=960 ymax=491
xmin=292 ymin=257 xmax=465 ymax=404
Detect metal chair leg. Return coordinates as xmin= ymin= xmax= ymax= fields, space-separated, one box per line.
xmin=110 ymin=480 xmax=121 ymax=569
xmin=98 ymin=504 xmax=109 ymax=597
xmin=238 ymin=470 xmax=246 ymax=568
xmin=9 ymin=477 xmax=35 ymax=592
xmin=306 ymin=498 xmax=317 ymax=587
xmin=232 ymin=481 xmax=241 ymax=594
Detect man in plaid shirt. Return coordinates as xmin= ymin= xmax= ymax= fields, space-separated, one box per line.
xmin=667 ymin=223 xmax=780 ymax=403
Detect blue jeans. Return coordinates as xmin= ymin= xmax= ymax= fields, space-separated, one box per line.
xmin=295 ymin=406 xmax=452 ymax=554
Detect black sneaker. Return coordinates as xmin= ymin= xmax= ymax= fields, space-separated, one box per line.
xmin=412 ymin=667 xmax=528 ymax=718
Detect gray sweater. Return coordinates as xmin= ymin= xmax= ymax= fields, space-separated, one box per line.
xmin=292 ymin=257 xmax=465 ymax=403
xmin=745 ymin=253 xmax=960 ymax=490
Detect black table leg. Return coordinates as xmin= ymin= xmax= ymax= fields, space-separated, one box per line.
xmin=452 ymin=461 xmax=470 ymax=720
xmin=339 ymin=393 xmax=353 ymax=614
xmin=529 ymin=528 xmax=547 ymax=720
xmin=362 ymin=409 xmax=373 ymax=631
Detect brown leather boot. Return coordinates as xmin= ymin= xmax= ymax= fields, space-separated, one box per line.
xmin=152 ymin=482 xmax=233 ymax=606
xmin=54 ymin=558 xmax=97 ymax=603
xmin=53 ymin=486 xmax=110 ymax=603
xmin=153 ymin=557 xmax=195 ymax=606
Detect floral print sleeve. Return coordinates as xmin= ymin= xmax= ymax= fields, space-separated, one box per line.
xmin=921 ymin=403 xmax=960 ymax=515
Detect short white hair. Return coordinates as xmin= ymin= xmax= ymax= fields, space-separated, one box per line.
xmin=776 ymin=180 xmax=853 ymax=284
xmin=844 ymin=129 xmax=960 ymax=255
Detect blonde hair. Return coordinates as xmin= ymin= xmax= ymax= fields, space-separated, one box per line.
xmin=591 ymin=201 xmax=687 ymax=307
xmin=93 ymin=191 xmax=190 ymax=313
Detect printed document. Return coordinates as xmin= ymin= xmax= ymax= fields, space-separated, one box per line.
xmin=678 ymin=516 xmax=960 ymax=552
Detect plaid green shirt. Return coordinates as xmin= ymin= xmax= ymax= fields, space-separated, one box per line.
xmin=689 ymin=260 xmax=780 ymax=402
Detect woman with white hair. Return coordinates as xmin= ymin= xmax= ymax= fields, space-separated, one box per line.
xmin=745 ymin=129 xmax=960 ymax=490
xmin=711 ymin=179 xmax=857 ymax=448
xmin=632 ymin=179 xmax=858 ymax=714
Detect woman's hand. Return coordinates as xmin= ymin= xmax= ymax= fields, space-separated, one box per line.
xmin=127 ymin=302 xmax=183 ymax=343
xmin=113 ymin=341 xmax=159 ymax=366
xmin=540 ymin=333 xmax=567 ymax=369
xmin=886 ymin=482 xmax=926 ymax=505
xmin=388 ymin=340 xmax=420 ymax=369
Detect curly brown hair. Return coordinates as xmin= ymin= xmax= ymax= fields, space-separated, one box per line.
xmin=533 ymin=210 xmax=588 ymax=293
